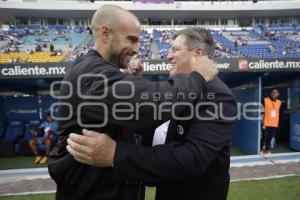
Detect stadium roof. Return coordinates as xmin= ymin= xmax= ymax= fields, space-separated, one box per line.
xmin=1 ymin=0 xmax=300 ymax=20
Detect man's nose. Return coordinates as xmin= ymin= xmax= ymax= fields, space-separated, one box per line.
xmin=167 ymin=51 xmax=173 ymax=61
xmin=132 ymin=43 xmax=140 ymax=54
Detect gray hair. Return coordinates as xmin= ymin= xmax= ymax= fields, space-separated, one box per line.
xmin=174 ymin=28 xmax=215 ymax=59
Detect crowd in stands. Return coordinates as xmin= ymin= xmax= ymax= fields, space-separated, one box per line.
xmin=1 ymin=23 xmax=300 ymax=63
xmin=0 ymin=25 xmax=89 ymax=63
xmin=139 ymin=30 xmax=152 ymax=59
xmin=153 ymin=29 xmax=175 ymax=59
xmin=153 ymin=24 xmax=300 ymax=59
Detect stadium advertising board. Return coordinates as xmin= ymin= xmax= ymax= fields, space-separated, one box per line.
xmin=0 ymin=62 xmax=70 ymax=79
xmin=0 ymin=58 xmax=300 ymax=79
xmin=142 ymin=58 xmax=300 ymax=73
xmin=3 ymin=96 xmax=39 ymax=120
xmin=237 ymin=58 xmax=300 ymax=72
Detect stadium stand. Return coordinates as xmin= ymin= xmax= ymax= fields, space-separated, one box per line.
xmin=1 ymin=23 xmax=300 ymax=62
xmin=139 ymin=30 xmax=152 ymax=59
xmin=0 ymin=25 xmax=89 ymax=63
xmin=0 ymin=52 xmax=67 ymax=63
xmin=152 ymin=25 xmax=300 ymax=59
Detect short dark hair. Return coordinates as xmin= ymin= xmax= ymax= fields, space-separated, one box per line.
xmin=46 ymin=112 xmax=53 ymax=120
xmin=271 ymin=88 xmax=279 ymax=93
xmin=31 ymin=126 xmax=38 ymax=132
xmin=174 ymin=28 xmax=215 ymax=59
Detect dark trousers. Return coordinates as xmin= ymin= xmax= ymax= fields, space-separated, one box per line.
xmin=261 ymin=127 xmax=277 ymax=150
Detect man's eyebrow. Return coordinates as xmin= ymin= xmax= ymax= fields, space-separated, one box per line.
xmin=127 ymin=35 xmax=139 ymax=42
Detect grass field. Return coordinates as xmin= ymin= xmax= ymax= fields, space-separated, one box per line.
xmin=0 ymin=156 xmax=47 ymax=170
xmin=230 ymin=143 xmax=296 ymax=156
xmin=1 ymin=150 xmax=248 ymax=170
xmin=0 ymin=194 xmax=55 ymax=200
xmin=271 ymin=143 xmax=297 ymax=154
xmin=0 ymin=176 xmax=300 ymax=200
xmin=230 ymin=146 xmax=246 ymax=156
xmin=228 ymin=176 xmax=300 ymax=200
xmin=0 ymin=143 xmax=296 ymax=170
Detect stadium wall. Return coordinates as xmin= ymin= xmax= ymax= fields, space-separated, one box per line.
xmin=0 ymin=97 xmax=4 ymax=121
xmin=232 ymin=86 xmax=260 ymax=154
xmin=290 ymin=79 xmax=300 ymax=151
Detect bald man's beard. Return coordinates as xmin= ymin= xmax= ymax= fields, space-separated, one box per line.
xmin=108 ymin=47 xmax=128 ymax=69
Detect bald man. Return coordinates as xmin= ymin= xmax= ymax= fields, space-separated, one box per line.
xmin=48 ymin=5 xmax=218 ymax=200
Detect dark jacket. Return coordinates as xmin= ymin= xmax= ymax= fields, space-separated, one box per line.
xmin=113 ymin=77 xmax=237 ymax=200
xmin=48 ymin=50 xmax=207 ymax=200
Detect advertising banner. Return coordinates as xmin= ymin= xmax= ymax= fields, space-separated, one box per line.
xmin=0 ymin=62 xmax=70 ymax=79
xmin=3 ymin=96 xmax=39 ymax=121
xmin=237 ymin=58 xmax=300 ymax=72
xmin=1 ymin=58 xmax=300 ymax=79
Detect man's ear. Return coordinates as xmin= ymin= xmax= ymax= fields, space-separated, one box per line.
xmin=100 ymin=26 xmax=112 ymax=43
xmin=194 ymin=47 xmax=204 ymax=57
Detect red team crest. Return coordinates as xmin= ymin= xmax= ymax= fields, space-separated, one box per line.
xmin=239 ymin=59 xmax=249 ymax=70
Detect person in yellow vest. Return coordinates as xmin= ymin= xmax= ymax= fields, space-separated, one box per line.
xmin=261 ymin=88 xmax=282 ymax=154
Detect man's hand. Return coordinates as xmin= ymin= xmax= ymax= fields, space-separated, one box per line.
xmin=128 ymin=59 xmax=144 ymax=76
xmin=190 ymin=55 xmax=218 ymax=82
xmin=120 ymin=59 xmax=144 ymax=77
xmin=66 ymin=129 xmax=116 ymax=167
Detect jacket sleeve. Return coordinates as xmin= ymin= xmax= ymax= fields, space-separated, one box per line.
xmin=80 ymin=65 xmax=206 ymax=130
xmin=112 ymin=90 xmax=237 ymax=182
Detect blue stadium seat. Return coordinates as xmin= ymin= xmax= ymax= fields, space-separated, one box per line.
xmin=0 ymin=121 xmax=24 ymax=157
xmin=0 ymin=121 xmax=6 ymax=140
xmin=2 ymin=121 xmax=24 ymax=142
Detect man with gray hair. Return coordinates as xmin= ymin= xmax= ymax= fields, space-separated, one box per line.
xmin=48 ymin=5 xmax=219 ymax=200
xmin=67 ymin=27 xmax=237 ymax=200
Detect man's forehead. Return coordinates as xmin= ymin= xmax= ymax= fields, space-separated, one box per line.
xmin=117 ymin=26 xmax=140 ymax=40
xmin=126 ymin=26 xmax=140 ymax=38
xmin=171 ymin=35 xmax=186 ymax=47
xmin=117 ymin=12 xmax=140 ymax=31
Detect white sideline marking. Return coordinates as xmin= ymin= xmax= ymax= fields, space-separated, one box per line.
xmin=0 ymin=167 xmax=48 ymax=175
xmin=230 ymin=161 xmax=272 ymax=167
xmin=231 ymin=174 xmax=300 ymax=182
xmin=0 ymin=190 xmax=56 ymax=197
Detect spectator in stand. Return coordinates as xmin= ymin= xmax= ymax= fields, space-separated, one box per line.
xmin=50 ymin=43 xmax=55 ymax=52
xmin=234 ymin=40 xmax=238 ymax=51
xmin=35 ymin=44 xmax=42 ymax=52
